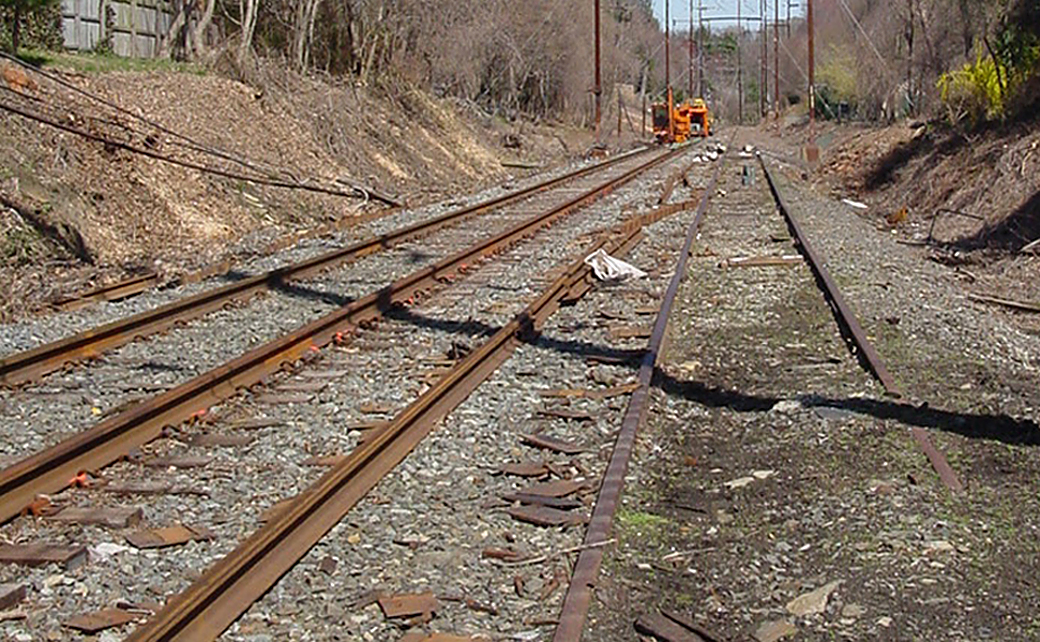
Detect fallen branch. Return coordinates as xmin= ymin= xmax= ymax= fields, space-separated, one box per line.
xmin=968 ymin=293 xmax=1040 ymax=313
xmin=494 ymin=538 xmax=617 ymax=567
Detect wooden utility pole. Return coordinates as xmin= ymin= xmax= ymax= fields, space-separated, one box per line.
xmin=737 ymin=0 xmax=743 ymax=125
xmin=697 ymin=0 xmax=704 ymax=96
xmin=594 ymin=0 xmax=602 ymax=140
xmin=617 ymin=88 xmax=623 ymax=137
xmin=774 ymin=0 xmax=779 ymax=116
xmin=666 ymin=0 xmax=674 ymax=140
xmin=688 ymin=0 xmax=694 ymax=98
xmin=761 ymin=0 xmax=768 ymax=119
xmin=807 ymin=0 xmax=815 ymax=130
xmin=906 ymin=0 xmax=915 ymax=116
xmin=665 ymin=0 xmax=670 ymax=92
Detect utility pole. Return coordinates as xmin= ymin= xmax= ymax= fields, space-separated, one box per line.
xmin=737 ymin=0 xmax=743 ymax=125
xmin=688 ymin=0 xmax=694 ymax=98
xmin=807 ymin=0 xmax=814 ymax=131
xmin=774 ymin=0 xmax=779 ymax=116
xmin=697 ymin=0 xmax=704 ymax=97
xmin=594 ymin=0 xmax=602 ymax=140
xmin=665 ymin=0 xmax=670 ymax=92
xmin=906 ymin=0 xmax=915 ymax=116
xmin=666 ymin=0 xmax=674 ymax=140
xmin=761 ymin=0 xmax=768 ymax=119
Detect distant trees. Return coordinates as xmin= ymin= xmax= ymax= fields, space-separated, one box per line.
xmin=163 ymin=0 xmax=667 ymax=124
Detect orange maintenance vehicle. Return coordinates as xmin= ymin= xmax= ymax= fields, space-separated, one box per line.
xmin=652 ymin=89 xmax=711 ymax=144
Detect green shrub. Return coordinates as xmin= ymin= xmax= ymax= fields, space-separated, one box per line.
xmin=938 ymin=53 xmax=1007 ymax=124
xmin=938 ymin=26 xmax=1040 ymax=124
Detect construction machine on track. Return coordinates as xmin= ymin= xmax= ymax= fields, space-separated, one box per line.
xmin=652 ymin=89 xmax=711 ymax=144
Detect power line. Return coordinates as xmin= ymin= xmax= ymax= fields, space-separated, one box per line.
xmin=0 ymin=96 xmax=380 ymax=201
xmin=835 ymin=0 xmax=887 ymax=66
xmin=0 ymin=51 xmax=294 ymax=183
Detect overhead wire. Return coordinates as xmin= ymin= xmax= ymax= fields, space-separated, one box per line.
xmin=0 ymin=51 xmax=295 ymax=183
xmin=834 ymin=0 xmax=888 ymax=66
xmin=0 ymin=97 xmax=376 ymax=200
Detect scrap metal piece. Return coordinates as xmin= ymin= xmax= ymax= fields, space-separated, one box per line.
xmin=634 ymin=612 xmax=707 ymax=642
xmin=499 ymin=462 xmax=550 ymax=477
xmin=49 ymin=506 xmax=143 ymax=528
xmin=378 ymin=592 xmax=439 ymax=619
xmin=0 ymin=543 xmax=87 ymax=569
xmin=508 ymin=505 xmax=587 ymax=527
xmin=189 ymin=434 xmax=254 ymax=447
xmin=63 ymin=608 xmax=137 ymax=633
xmin=126 ymin=525 xmax=214 ymax=550
xmin=502 ymin=494 xmax=584 ymax=510
xmin=522 ymin=434 xmax=585 ymax=454
xmin=144 ymin=455 xmax=213 ymax=469
xmin=0 ymin=584 xmax=26 ymax=611
xmin=522 ymin=480 xmax=589 ymax=498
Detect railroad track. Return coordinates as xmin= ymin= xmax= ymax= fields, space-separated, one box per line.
xmin=0 ymin=146 xmax=653 ymax=388
xmin=0 ymin=144 xmax=689 ymax=522
xmin=0 ymin=144 xmax=706 ymax=638
xmin=549 ymin=146 xmax=962 ymax=641
xmin=0 ymin=147 xmax=686 ymax=470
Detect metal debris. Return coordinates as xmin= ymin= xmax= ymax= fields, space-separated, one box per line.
xmin=125 ymin=524 xmax=215 ymax=549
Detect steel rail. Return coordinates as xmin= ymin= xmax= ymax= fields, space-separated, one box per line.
xmin=0 ymin=146 xmax=685 ymax=525
xmin=0 ymin=146 xmax=652 ymax=387
xmin=123 ymin=181 xmax=693 ymax=642
xmin=758 ymin=154 xmax=900 ymax=396
xmin=759 ymin=154 xmax=963 ymax=493
xmin=552 ymin=148 xmax=727 ymax=642
xmin=50 ymin=273 xmax=162 ymax=312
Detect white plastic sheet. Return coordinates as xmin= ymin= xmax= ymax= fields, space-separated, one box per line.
xmin=583 ymin=248 xmax=647 ymax=282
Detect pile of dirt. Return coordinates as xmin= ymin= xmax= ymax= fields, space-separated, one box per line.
xmin=0 ymin=57 xmax=595 ymax=321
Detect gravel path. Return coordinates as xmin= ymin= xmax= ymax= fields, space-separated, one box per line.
xmin=0 ymin=147 xmax=705 ymax=641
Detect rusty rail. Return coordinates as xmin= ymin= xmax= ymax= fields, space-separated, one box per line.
xmin=759 ymin=154 xmax=899 ymax=395
xmin=0 ymin=146 xmax=653 ymax=388
xmin=122 ymin=170 xmax=700 ymax=642
xmin=552 ymin=147 xmax=727 ymax=642
xmin=758 ymin=154 xmax=962 ymax=493
xmin=0 ymin=146 xmax=685 ymax=525
xmin=49 ymin=273 xmax=162 ymax=312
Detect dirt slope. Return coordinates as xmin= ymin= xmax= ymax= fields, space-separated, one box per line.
xmin=820 ymin=117 xmax=1040 ymax=251
xmin=0 ymin=57 xmax=594 ymax=320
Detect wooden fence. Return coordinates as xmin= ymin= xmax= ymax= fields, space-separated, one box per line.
xmin=60 ymin=0 xmax=174 ymax=58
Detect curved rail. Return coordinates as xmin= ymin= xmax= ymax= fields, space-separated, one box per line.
xmin=552 ymin=145 xmax=727 ymax=642
xmin=123 ymin=172 xmax=698 ymax=642
xmin=0 ymin=146 xmax=652 ymax=387
xmin=0 ymin=146 xmax=685 ymax=525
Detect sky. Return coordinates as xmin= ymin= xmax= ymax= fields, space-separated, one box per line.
xmin=651 ymin=0 xmax=805 ymax=31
